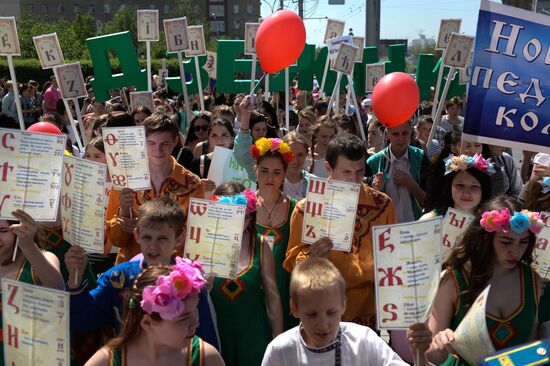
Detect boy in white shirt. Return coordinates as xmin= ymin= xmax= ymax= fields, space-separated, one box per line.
xmin=262 ymin=258 xmax=432 ymax=366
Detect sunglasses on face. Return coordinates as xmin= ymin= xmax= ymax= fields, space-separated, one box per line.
xmin=194 ymin=125 xmax=209 ymax=132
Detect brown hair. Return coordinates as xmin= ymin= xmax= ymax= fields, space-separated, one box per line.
xmin=85 ymin=137 xmax=105 ymax=154
xmin=290 ymin=258 xmax=346 ymax=307
xmin=108 ymin=266 xmax=170 ymax=348
xmin=142 ymin=113 xmax=179 ymax=139
xmin=445 ymin=96 xmax=463 ymax=110
xmin=137 ymin=197 xmax=185 ymax=237
xmin=443 ymin=196 xmax=537 ymax=309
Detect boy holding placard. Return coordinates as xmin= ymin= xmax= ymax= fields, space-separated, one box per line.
xmin=65 ymin=197 xmax=219 ymax=349
xmin=105 ymin=113 xmax=204 ymax=264
xmin=263 ymin=258 xmax=432 ymax=365
xmin=284 ymin=134 xmax=396 ymax=329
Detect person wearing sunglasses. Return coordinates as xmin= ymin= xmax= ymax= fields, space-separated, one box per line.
xmin=184 ymin=112 xmax=212 ymax=158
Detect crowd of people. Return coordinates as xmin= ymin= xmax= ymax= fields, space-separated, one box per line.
xmin=0 ymin=72 xmax=549 ymax=366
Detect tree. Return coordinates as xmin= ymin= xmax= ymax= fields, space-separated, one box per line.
xmin=102 ymin=5 xmax=137 ymax=45
xmin=72 ymin=13 xmax=97 ymax=45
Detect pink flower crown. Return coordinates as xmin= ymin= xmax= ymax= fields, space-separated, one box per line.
xmin=250 ymin=137 xmax=295 ymax=164
xmin=480 ymin=208 xmax=544 ymax=235
xmin=444 ymin=153 xmax=496 ymax=175
xmin=139 ymin=257 xmax=206 ymax=320
xmin=210 ymin=188 xmax=257 ymax=214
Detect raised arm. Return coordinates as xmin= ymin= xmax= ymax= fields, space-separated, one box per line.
xmin=11 ymin=210 xmax=64 ymax=290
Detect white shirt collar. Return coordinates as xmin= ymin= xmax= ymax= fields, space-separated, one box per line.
xmin=388 ymin=146 xmax=409 ymax=162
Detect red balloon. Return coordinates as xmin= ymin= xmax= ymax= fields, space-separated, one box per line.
xmin=27 ymin=122 xmax=63 ymax=135
xmin=256 ymin=10 xmax=306 ymax=74
xmin=372 ymin=72 xmax=420 ymax=128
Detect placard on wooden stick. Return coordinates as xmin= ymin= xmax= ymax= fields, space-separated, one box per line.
xmin=323 ymin=19 xmax=345 ymax=43
xmin=332 ymin=43 xmax=358 ymax=76
xmin=164 ymin=17 xmax=190 ymax=52
xmin=244 ymin=23 xmax=260 ymax=55
xmin=54 ymin=62 xmax=87 ymax=99
xmin=443 ymin=33 xmax=475 ymax=69
xmin=352 ymin=36 xmax=365 ymax=63
xmin=137 ymin=9 xmax=159 ymax=41
xmin=0 ymin=17 xmax=21 ymax=56
xmin=130 ymin=91 xmax=155 ymax=112
xmin=365 ymin=63 xmax=385 ymax=92
xmin=186 ymin=25 xmax=206 ymax=56
xmin=459 ymin=50 xmax=474 ymax=85
xmin=436 ymin=19 xmax=462 ymax=50
xmin=33 ymin=33 xmax=64 ymax=69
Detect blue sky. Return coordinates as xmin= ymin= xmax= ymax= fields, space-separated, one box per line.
xmin=260 ymin=0 xmax=500 ymax=45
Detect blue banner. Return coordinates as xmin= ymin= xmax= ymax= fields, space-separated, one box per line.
xmin=464 ymin=0 xmax=550 ymax=153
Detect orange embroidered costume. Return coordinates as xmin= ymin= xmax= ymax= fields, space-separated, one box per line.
xmin=105 ymin=156 xmax=204 ymax=264
xmin=284 ymin=183 xmax=396 ymax=328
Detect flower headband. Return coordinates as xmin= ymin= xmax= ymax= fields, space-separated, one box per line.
xmin=480 ymin=208 xmax=544 ymax=235
xmin=210 ymin=188 xmax=257 ymax=214
xmin=137 ymin=257 xmax=206 ymax=320
xmin=250 ymin=137 xmax=295 ymax=164
xmin=444 ymin=154 xmax=495 ymax=175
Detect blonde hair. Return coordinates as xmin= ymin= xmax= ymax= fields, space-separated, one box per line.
xmin=283 ymin=131 xmax=309 ymax=150
xmin=290 ymin=258 xmax=346 ymax=306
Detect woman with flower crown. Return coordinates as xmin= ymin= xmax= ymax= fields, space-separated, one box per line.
xmin=233 ymin=95 xmax=301 ymax=331
xmin=420 ymin=154 xmax=494 ymax=220
xmin=85 ymin=259 xmax=224 ymax=366
xmin=425 ymin=196 xmax=544 ymax=365
xmin=208 ymin=182 xmax=283 ymax=366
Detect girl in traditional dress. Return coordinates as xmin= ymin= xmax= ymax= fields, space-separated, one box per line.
xmin=426 ymin=197 xmax=544 ymax=365
xmin=421 ymin=154 xmax=493 ymax=220
xmin=233 ymin=96 xmax=302 ymax=331
xmin=209 ymin=183 xmax=283 ymax=365
xmin=85 ymin=260 xmax=224 ymax=366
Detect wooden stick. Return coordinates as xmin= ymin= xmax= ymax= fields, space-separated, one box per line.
xmin=194 ymin=56 xmax=205 ymax=112
xmin=146 ymin=41 xmax=152 ymax=91
xmin=265 ymin=74 xmax=270 ymax=101
xmin=250 ymin=54 xmax=257 ymax=106
xmin=325 ymin=72 xmax=343 ymax=116
xmin=348 ymin=76 xmax=366 ymax=140
xmin=73 ymin=98 xmax=88 ymax=147
xmin=8 ymin=55 xmax=25 ymax=129
xmin=319 ymin=55 xmax=331 ymax=98
xmin=285 ymin=67 xmax=290 ymax=131
xmin=11 ymin=238 xmax=19 ymax=262
xmin=427 ymin=67 xmax=455 ymax=149
xmin=431 ymin=53 xmax=446 ymax=121
xmin=63 ymin=99 xmax=84 ymax=152
xmin=177 ymin=52 xmax=193 ymax=123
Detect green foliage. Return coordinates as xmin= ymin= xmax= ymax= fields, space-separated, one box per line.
xmin=102 ymin=5 xmax=137 ymax=45
xmin=0 ymin=57 xmax=183 ymax=87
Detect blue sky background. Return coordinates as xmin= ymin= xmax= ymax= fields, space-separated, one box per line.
xmin=260 ymin=0 xmax=500 ymax=45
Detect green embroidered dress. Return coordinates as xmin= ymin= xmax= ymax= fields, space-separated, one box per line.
xmin=256 ymin=197 xmax=298 ymax=331
xmin=441 ymin=263 xmax=539 ymax=366
xmin=210 ymin=235 xmax=272 ymax=366
xmin=109 ymin=335 xmax=204 ymax=366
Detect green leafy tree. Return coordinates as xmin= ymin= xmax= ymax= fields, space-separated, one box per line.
xmin=72 ymin=13 xmax=97 ymax=46
xmin=102 ymin=5 xmax=137 ymax=45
